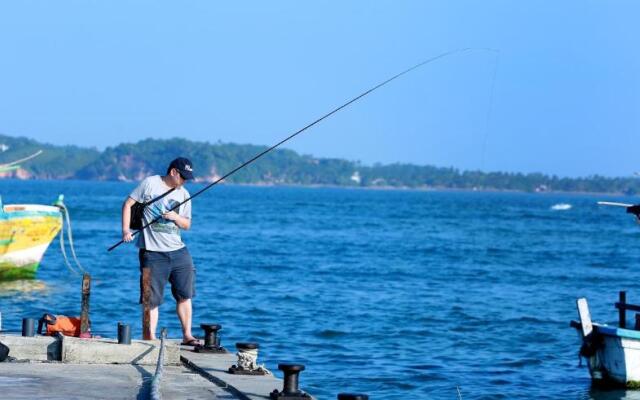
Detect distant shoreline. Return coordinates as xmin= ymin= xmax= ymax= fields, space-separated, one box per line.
xmin=229 ymin=182 xmax=635 ymax=197
xmin=0 ymin=135 xmax=637 ymax=195
xmin=1 ymin=177 xmax=634 ymax=198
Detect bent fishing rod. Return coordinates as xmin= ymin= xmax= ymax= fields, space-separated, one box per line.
xmin=108 ymin=48 xmax=490 ymax=252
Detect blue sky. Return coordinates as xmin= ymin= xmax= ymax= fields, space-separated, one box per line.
xmin=0 ymin=1 xmax=637 ymax=177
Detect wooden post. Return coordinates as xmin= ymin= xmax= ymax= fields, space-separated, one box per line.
xmin=577 ymin=298 xmax=593 ymax=338
xmin=80 ymin=273 xmax=91 ymax=337
xmin=619 ymin=291 xmax=627 ymax=329
xmin=142 ymin=268 xmax=152 ymax=340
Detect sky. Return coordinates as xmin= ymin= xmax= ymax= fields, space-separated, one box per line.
xmin=0 ymin=1 xmax=638 ymax=177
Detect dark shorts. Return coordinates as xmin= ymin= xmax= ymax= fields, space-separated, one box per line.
xmin=139 ymin=247 xmax=195 ymax=308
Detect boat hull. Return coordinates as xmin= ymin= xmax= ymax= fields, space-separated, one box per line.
xmin=0 ymin=204 xmax=62 ymax=280
xmin=586 ymin=325 xmax=640 ymax=387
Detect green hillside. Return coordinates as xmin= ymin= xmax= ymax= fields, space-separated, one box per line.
xmin=0 ymin=134 xmax=638 ymax=194
xmin=0 ymin=134 xmax=100 ymax=178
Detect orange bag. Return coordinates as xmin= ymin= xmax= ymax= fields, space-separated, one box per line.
xmin=38 ymin=313 xmax=82 ymax=337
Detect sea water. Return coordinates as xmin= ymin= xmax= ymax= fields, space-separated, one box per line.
xmin=0 ymin=180 xmax=639 ymax=400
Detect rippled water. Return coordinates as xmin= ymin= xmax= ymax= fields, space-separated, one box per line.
xmin=1 ymin=180 xmax=640 ymax=399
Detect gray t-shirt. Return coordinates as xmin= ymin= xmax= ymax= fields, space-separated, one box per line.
xmin=129 ymin=175 xmax=192 ymax=252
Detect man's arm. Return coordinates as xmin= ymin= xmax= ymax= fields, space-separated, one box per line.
xmin=162 ymin=211 xmax=191 ymax=230
xmin=122 ymin=197 xmax=137 ymax=242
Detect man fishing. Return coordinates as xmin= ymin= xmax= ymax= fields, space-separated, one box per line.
xmin=121 ymin=157 xmax=199 ymax=345
xmin=108 ymin=50 xmax=490 ymax=256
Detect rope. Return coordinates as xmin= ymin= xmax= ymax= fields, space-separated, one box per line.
xmin=60 ymin=202 xmax=86 ymax=273
xmin=58 ymin=225 xmax=79 ymax=276
xmin=54 ymin=196 xmax=87 ymax=276
xmin=236 ymin=348 xmax=271 ymax=375
xmin=150 ymin=328 xmax=167 ymax=400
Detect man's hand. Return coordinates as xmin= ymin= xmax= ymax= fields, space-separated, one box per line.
xmin=162 ymin=210 xmax=191 ymax=230
xmin=162 ymin=211 xmax=179 ymax=221
xmin=122 ymin=230 xmax=134 ymax=242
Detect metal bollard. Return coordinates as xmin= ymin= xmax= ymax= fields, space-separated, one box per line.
xmin=270 ymin=363 xmax=311 ymax=399
xmin=21 ymin=318 xmax=35 ymax=337
xmin=337 ymin=394 xmax=369 ymax=400
xmin=194 ymin=323 xmax=225 ymax=353
xmin=117 ymin=323 xmax=131 ymax=345
xmin=202 ymin=324 xmax=221 ymax=348
xmin=0 ymin=341 xmax=8 ymax=362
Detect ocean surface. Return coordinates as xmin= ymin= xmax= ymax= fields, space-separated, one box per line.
xmin=1 ymin=180 xmax=640 ymax=399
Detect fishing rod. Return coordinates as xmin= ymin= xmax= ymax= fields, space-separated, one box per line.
xmin=108 ymin=48 xmax=489 ymax=252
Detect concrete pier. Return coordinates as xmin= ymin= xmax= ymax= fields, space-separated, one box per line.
xmin=0 ymin=334 xmax=314 ymax=400
xmin=181 ymin=347 xmax=283 ymax=400
xmin=0 ymin=362 xmax=231 ymax=399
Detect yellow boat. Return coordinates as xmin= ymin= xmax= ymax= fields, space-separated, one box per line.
xmin=0 ymin=201 xmax=63 ymax=280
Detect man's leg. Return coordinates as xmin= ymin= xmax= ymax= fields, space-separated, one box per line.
xmin=176 ymin=299 xmax=196 ymax=342
xmin=170 ymin=248 xmax=197 ymax=343
xmin=142 ymin=305 xmax=159 ymax=340
xmin=141 ymin=264 xmax=154 ymax=340
xmin=140 ymin=250 xmax=170 ymax=340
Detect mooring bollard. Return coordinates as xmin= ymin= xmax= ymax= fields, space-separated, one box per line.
xmin=337 ymin=394 xmax=369 ymax=400
xmin=0 ymin=341 xmax=8 ymax=362
xmin=117 ymin=323 xmax=131 ymax=345
xmin=21 ymin=318 xmax=35 ymax=337
xmin=195 ymin=323 xmax=225 ymax=353
xmin=270 ymin=363 xmax=311 ymax=399
xmin=228 ymin=342 xmax=267 ymax=375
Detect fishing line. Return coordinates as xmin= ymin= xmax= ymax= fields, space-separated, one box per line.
xmin=480 ymin=50 xmax=500 ymax=171
xmin=472 ymin=49 xmax=500 ymax=254
xmin=108 ymin=48 xmax=495 ymax=252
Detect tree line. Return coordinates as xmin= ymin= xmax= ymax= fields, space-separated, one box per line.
xmin=0 ymin=134 xmax=637 ymax=194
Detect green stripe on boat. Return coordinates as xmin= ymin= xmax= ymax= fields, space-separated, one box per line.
xmin=0 ymin=262 xmax=39 ymax=280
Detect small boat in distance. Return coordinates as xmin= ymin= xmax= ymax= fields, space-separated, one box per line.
xmin=551 ymin=203 xmax=572 ymax=211
xmin=0 ymin=199 xmax=63 ymax=280
xmin=571 ymin=292 xmax=640 ymax=388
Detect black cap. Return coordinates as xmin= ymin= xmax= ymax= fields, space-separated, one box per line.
xmin=168 ymin=157 xmax=194 ymax=180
